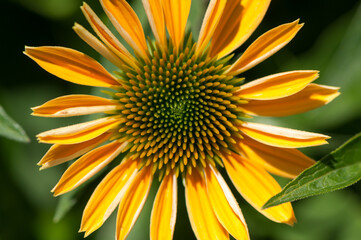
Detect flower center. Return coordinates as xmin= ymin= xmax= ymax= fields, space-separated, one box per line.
xmin=113 ymin=38 xmax=244 ymax=178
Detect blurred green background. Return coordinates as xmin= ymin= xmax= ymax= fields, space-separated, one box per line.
xmin=1 ymin=0 xmax=361 ymax=239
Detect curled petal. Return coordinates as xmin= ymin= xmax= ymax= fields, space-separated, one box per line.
xmin=150 ymin=173 xmax=177 ymax=240
xmin=116 ymin=166 xmax=153 ymax=240
xmin=239 ymin=121 xmax=330 ymax=148
xmin=52 ymin=141 xmax=127 ymax=196
xmin=24 ymin=46 xmax=119 ymax=87
xmin=236 ymin=71 xmax=319 ymax=100
xmin=241 ymin=84 xmax=340 ymax=117
xmin=224 ymin=153 xmax=296 ymax=225
xmin=210 ymin=0 xmax=271 ymax=58
xmin=162 ymin=0 xmax=192 ymax=49
xmin=205 ymin=164 xmax=249 ymax=240
xmin=185 ymin=170 xmax=229 ymax=240
xmin=238 ymin=136 xmax=315 ymax=178
xmin=37 ymin=116 xmax=122 ymax=145
xmin=32 ymin=94 xmax=118 ymax=117
xmin=229 ymin=20 xmax=303 ymax=74
xmin=38 ymin=132 xmax=112 ymax=170
xmin=101 ymin=0 xmax=148 ymax=57
xmin=142 ymin=0 xmax=166 ymax=45
xmin=197 ymin=0 xmax=227 ymax=53
xmin=80 ymin=160 xmax=139 ymax=237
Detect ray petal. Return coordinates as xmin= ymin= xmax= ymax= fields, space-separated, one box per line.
xmin=162 ymin=0 xmax=192 ymax=50
xmin=224 ymin=153 xmax=296 ymax=224
xmin=150 ymin=173 xmax=177 ymax=240
xmin=73 ymin=23 xmax=124 ymax=69
xmin=239 ymin=121 xmax=330 ymax=148
xmin=24 ymin=46 xmax=120 ymax=87
xmin=100 ymin=0 xmax=148 ymax=57
xmin=142 ymin=0 xmax=166 ymax=45
xmin=241 ymin=84 xmax=340 ymax=117
xmin=236 ymin=70 xmax=319 ymax=100
xmin=116 ymin=166 xmax=153 ymax=240
xmin=80 ymin=159 xmax=139 ymax=237
xmin=238 ymin=136 xmax=315 ymax=178
xmin=205 ymin=164 xmax=249 ymax=240
xmin=210 ymin=0 xmax=271 ymax=58
xmin=196 ymin=0 xmax=227 ymax=53
xmin=32 ymin=95 xmax=118 ymax=117
xmin=37 ymin=116 xmax=122 ymax=145
xmin=229 ymin=20 xmax=303 ymax=74
xmin=81 ymin=3 xmax=135 ymax=66
xmin=185 ymin=170 xmax=229 ymax=240
xmin=52 ymin=141 xmax=127 ymax=196
xmin=38 ymin=132 xmax=112 ymax=170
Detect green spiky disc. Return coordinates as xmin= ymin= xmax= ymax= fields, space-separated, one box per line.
xmin=112 ymin=37 xmax=245 ymax=178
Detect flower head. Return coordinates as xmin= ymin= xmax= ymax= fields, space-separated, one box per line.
xmin=25 ymin=0 xmax=340 ymax=239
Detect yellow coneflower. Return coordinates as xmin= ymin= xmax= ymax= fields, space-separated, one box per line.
xmin=25 ymin=0 xmax=340 ymax=239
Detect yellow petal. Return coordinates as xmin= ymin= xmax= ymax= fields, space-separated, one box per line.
xmin=81 ymin=3 xmax=136 ymax=66
xmin=241 ymin=84 xmax=340 ymax=117
xmin=150 ymin=173 xmax=177 ymax=240
xmin=73 ymin=23 xmax=124 ymax=69
xmin=239 ymin=121 xmax=330 ymax=148
xmin=142 ymin=0 xmax=166 ymax=45
xmin=238 ymin=136 xmax=315 ymax=179
xmin=224 ymin=153 xmax=296 ymax=224
xmin=205 ymin=164 xmax=249 ymax=240
xmin=37 ymin=116 xmax=122 ymax=145
xmin=101 ymin=0 xmax=148 ymax=57
xmin=229 ymin=20 xmax=303 ymax=74
xmin=162 ymin=0 xmax=191 ymax=50
xmin=196 ymin=0 xmax=227 ymax=53
xmin=236 ymin=70 xmax=319 ymax=100
xmin=38 ymin=132 xmax=112 ymax=170
xmin=185 ymin=170 xmax=229 ymax=240
xmin=24 ymin=46 xmax=119 ymax=87
xmin=32 ymin=94 xmax=118 ymax=117
xmin=80 ymin=159 xmax=139 ymax=237
xmin=116 ymin=166 xmax=153 ymax=240
xmin=52 ymin=141 xmax=127 ymax=196
xmin=210 ymin=0 xmax=271 ymax=58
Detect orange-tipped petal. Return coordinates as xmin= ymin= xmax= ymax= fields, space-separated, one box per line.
xmin=38 ymin=132 xmax=112 ymax=170
xmin=80 ymin=160 xmax=139 ymax=237
xmin=116 ymin=166 xmax=153 ymax=240
xmin=224 ymin=153 xmax=296 ymax=225
xmin=37 ymin=116 xmax=122 ymax=145
xmin=81 ymin=3 xmax=135 ymax=66
xmin=239 ymin=121 xmax=330 ymax=148
xmin=238 ymin=136 xmax=315 ymax=179
xmin=241 ymin=84 xmax=340 ymax=117
xmin=32 ymin=95 xmax=118 ymax=117
xmin=150 ymin=173 xmax=177 ymax=240
xmin=210 ymin=0 xmax=271 ymax=58
xmin=196 ymin=0 xmax=227 ymax=53
xmin=205 ymin=164 xmax=249 ymax=240
xmin=162 ymin=0 xmax=191 ymax=50
xmin=229 ymin=20 xmax=303 ymax=74
xmin=142 ymin=0 xmax=166 ymax=45
xmin=101 ymin=0 xmax=148 ymax=57
xmin=24 ymin=46 xmax=119 ymax=87
xmin=185 ymin=170 xmax=229 ymax=240
xmin=52 ymin=141 xmax=127 ymax=196
xmin=73 ymin=23 xmax=124 ymax=69
xmin=236 ymin=71 xmax=319 ymax=100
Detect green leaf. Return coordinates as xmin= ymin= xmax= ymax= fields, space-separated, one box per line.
xmin=263 ymin=133 xmax=361 ymax=209
xmin=0 ymin=105 xmax=30 ymax=142
xmin=53 ymin=190 xmax=77 ymax=223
